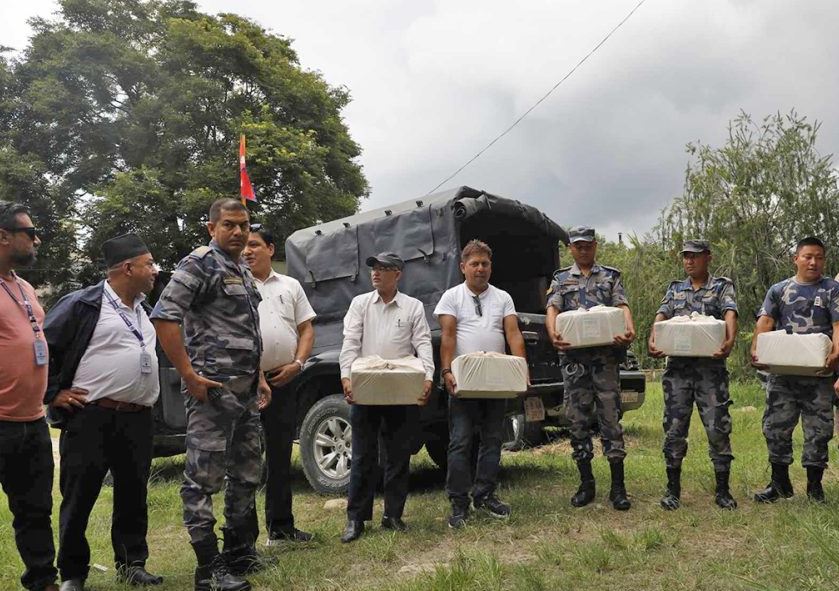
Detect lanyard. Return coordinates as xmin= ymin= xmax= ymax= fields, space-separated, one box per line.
xmin=1 ymin=278 xmax=42 ymax=337
xmin=103 ymin=288 xmax=146 ymax=349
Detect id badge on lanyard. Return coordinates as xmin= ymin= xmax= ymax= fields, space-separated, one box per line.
xmin=105 ymin=289 xmax=153 ymax=374
xmin=1 ymin=279 xmax=47 ymax=366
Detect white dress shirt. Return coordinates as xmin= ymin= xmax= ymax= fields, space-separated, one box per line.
xmin=72 ymin=281 xmax=160 ymax=406
xmin=433 ymin=282 xmax=516 ymax=357
xmin=255 ymin=270 xmax=316 ymax=371
xmin=339 ymin=290 xmax=435 ymax=380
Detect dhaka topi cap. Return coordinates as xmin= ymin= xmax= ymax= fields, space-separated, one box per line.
xmin=102 ymin=233 xmax=150 ymax=267
xmin=681 ymin=239 xmax=711 ymax=254
xmin=365 ymin=252 xmax=404 ymax=270
xmin=568 ymin=226 xmax=596 ymax=243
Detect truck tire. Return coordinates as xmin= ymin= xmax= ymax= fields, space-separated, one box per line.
xmin=502 ymin=414 xmax=545 ymax=451
xmin=299 ymin=394 xmax=352 ymax=495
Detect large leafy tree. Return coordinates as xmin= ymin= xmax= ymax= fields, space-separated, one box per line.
xmin=2 ymin=0 xmax=367 ymax=292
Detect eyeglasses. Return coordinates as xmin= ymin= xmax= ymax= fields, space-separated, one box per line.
xmin=4 ymin=226 xmax=37 ymax=240
xmin=371 ymin=265 xmax=398 ymax=273
xmin=472 ymin=294 xmax=482 ymax=317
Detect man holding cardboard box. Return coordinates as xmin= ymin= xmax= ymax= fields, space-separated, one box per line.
xmin=435 ymin=240 xmax=528 ymax=529
xmin=648 ymin=239 xmax=738 ymax=510
xmin=546 ymin=226 xmax=636 ymax=511
xmin=751 ymin=236 xmax=839 ymax=503
xmin=338 ymin=253 xmax=434 ymax=543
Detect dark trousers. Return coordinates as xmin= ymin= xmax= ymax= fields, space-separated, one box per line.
xmin=57 ymin=405 xmax=153 ymax=582
xmin=446 ymin=397 xmax=505 ymax=508
xmin=346 ymin=404 xmax=418 ymax=522
xmin=0 ymin=417 xmax=57 ymax=590
xmin=245 ymin=381 xmax=298 ymax=540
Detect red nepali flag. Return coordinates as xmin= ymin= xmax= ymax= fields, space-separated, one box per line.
xmin=239 ymin=135 xmax=256 ymax=204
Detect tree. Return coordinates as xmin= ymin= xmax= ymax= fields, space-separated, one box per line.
xmin=2 ymin=0 xmax=368 ymax=292
xmin=656 ymin=110 xmax=839 ymax=376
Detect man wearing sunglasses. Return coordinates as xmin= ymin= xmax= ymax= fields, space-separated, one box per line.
xmin=546 ymin=226 xmax=636 ymax=511
xmin=44 ymin=233 xmax=163 ymax=591
xmin=338 ymin=252 xmax=434 ymax=543
xmin=435 ymin=239 xmax=527 ymax=529
xmin=0 ymin=201 xmax=58 ymax=591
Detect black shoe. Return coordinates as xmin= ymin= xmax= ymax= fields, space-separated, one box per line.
xmin=754 ymin=463 xmax=794 ymax=503
xmin=714 ymin=469 xmax=737 ymax=510
xmin=448 ymin=505 xmax=468 ymax=529
xmin=116 ymin=565 xmax=164 ymax=586
xmin=807 ymin=466 xmax=825 ymax=502
xmin=59 ymin=581 xmax=84 ymax=591
xmin=194 ymin=561 xmax=251 ymax=591
xmin=571 ymin=460 xmax=596 ymax=507
xmin=381 ymin=516 xmax=408 ymax=531
xmin=266 ymin=528 xmax=314 ymax=546
xmin=474 ymin=494 xmax=511 ymax=519
xmin=221 ymin=528 xmax=266 ymax=576
xmin=340 ymin=520 xmax=365 ymax=543
xmin=609 ymin=459 xmax=631 ymax=511
xmin=660 ymin=467 xmax=681 ymax=511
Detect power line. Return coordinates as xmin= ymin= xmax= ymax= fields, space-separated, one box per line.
xmin=425 ymin=0 xmax=649 ymax=196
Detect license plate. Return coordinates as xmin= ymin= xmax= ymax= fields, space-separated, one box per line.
xmin=524 ymin=397 xmax=546 ymax=422
xmin=621 ymin=391 xmax=639 ymax=404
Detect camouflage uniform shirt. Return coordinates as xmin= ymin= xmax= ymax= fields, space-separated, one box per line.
xmin=758 ymin=276 xmax=839 ymax=336
xmin=150 ymin=240 xmax=263 ymax=380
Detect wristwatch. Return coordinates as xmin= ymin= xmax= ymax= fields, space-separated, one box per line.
xmin=293 ymin=359 xmax=305 ymax=371
xmin=441 ymin=368 xmax=452 ymax=376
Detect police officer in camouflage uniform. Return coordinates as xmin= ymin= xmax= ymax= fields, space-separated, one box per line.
xmin=648 ymin=240 xmax=738 ymax=510
xmin=545 ymin=226 xmax=636 ymax=511
xmin=152 ymin=198 xmax=272 ymax=591
xmin=751 ymin=236 xmax=839 ymax=504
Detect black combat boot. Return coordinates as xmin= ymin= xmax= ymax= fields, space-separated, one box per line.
xmin=753 ymin=462 xmax=794 ymax=503
xmin=570 ymin=460 xmax=596 ymax=508
xmin=660 ymin=467 xmax=681 ymax=510
xmin=806 ymin=466 xmax=825 ymax=502
xmin=192 ymin=538 xmax=251 ymax=591
xmin=714 ymin=469 xmax=737 ymax=509
xmin=221 ymin=527 xmax=266 ymax=577
xmin=608 ymin=459 xmax=631 ymax=511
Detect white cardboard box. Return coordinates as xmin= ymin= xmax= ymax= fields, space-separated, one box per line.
xmin=555 ymin=305 xmax=626 ymax=349
xmin=350 ymin=355 xmax=425 ymax=405
xmin=654 ymin=313 xmax=726 ymax=357
xmin=755 ymin=330 xmax=832 ymax=376
xmin=452 ymin=352 xmax=528 ymax=399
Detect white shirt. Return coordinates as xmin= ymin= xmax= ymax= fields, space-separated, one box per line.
xmin=433 ymin=282 xmax=516 ymax=357
xmin=339 ymin=290 xmax=435 ymax=380
xmin=72 ymin=281 xmax=160 ymax=406
xmin=255 ymin=271 xmax=316 ymax=371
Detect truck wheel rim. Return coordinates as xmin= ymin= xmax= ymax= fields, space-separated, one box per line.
xmin=313 ymin=417 xmax=352 ymax=480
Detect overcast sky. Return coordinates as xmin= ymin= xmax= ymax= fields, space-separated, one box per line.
xmin=2 ymin=0 xmax=838 ymax=240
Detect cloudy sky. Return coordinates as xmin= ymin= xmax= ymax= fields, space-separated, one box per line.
xmin=3 ymin=0 xmax=838 ymax=240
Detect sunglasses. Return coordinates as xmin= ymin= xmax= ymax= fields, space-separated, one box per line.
xmin=472 ymin=294 xmax=483 ymax=317
xmin=4 ymin=226 xmax=37 ymax=240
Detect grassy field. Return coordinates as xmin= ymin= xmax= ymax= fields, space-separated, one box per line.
xmin=3 ymin=382 xmax=839 ymax=591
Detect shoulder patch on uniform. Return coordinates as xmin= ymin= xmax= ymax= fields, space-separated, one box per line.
xmin=189 ymin=246 xmax=212 ymax=258
xmin=715 ymin=276 xmax=733 ymax=284
xmin=668 ymin=279 xmax=681 ymax=287
xmin=600 ymin=264 xmax=621 ymax=274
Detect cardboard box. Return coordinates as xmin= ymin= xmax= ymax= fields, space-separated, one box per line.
xmin=755 ymin=330 xmax=832 ymax=376
xmin=654 ymin=313 xmax=726 ymax=357
xmin=555 ymin=305 xmax=626 ymax=349
xmin=350 ymin=355 xmax=425 ymax=405
xmin=452 ymin=352 xmax=528 ymax=399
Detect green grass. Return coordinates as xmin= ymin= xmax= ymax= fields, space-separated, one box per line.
xmin=3 ymin=381 xmax=839 ymax=590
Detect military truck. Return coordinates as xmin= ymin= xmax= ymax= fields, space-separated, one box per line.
xmin=151 ymin=186 xmax=646 ymax=494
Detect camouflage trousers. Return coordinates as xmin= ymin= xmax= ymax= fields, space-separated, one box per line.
xmin=181 ymin=375 xmax=263 ymax=545
xmin=662 ymin=360 xmax=733 ymax=471
xmin=561 ymin=350 xmax=626 ymax=463
xmin=763 ymin=374 xmax=834 ymax=469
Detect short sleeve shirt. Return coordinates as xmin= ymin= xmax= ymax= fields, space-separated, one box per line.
xmin=256 ymin=271 xmax=316 ymax=371
xmin=758 ymin=276 xmax=839 ymax=337
xmin=433 ymin=283 xmax=516 ymax=357
xmin=657 ymin=275 xmax=738 ymax=320
xmin=546 ymin=263 xmax=628 ymax=312
xmin=151 ymin=241 xmax=263 ymax=380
